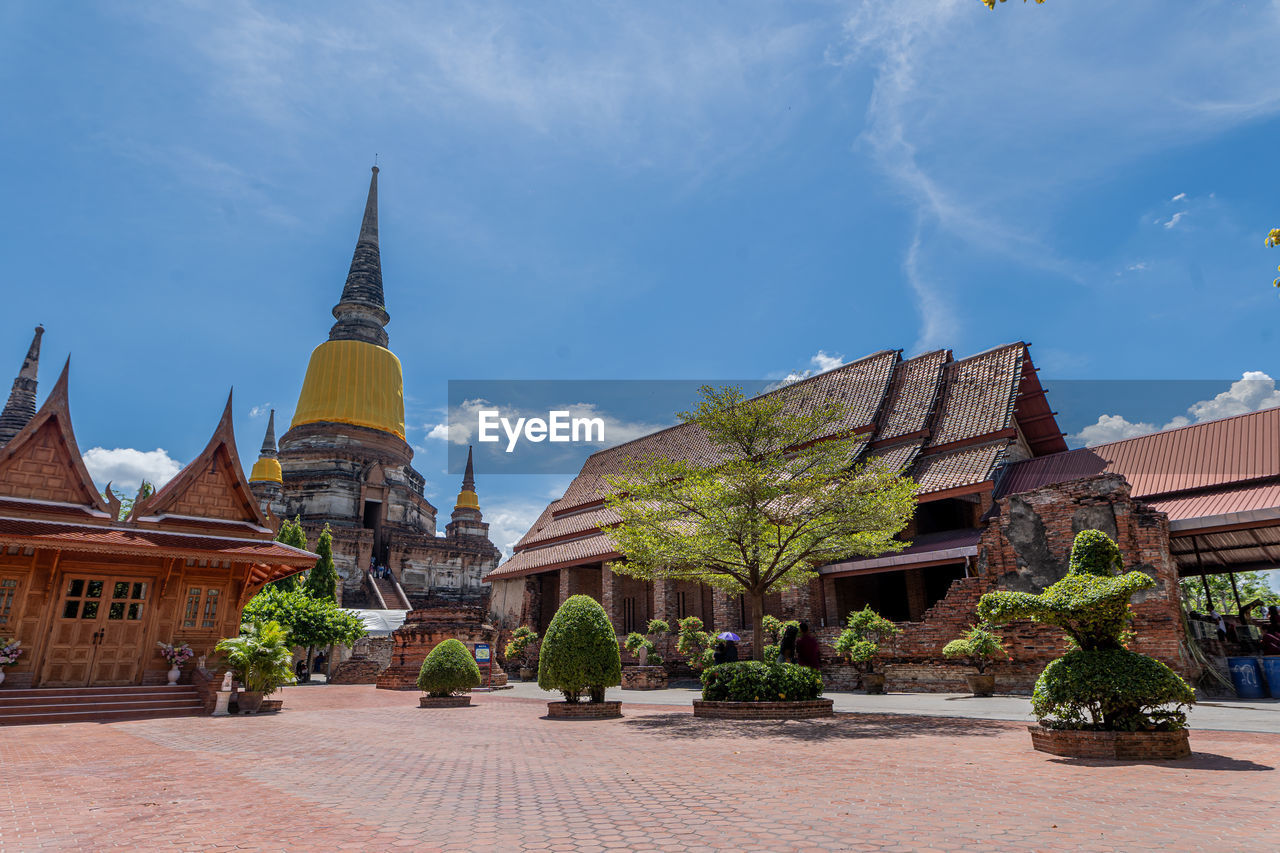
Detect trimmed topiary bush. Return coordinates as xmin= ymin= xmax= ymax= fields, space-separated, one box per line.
xmin=538 ymin=595 xmax=622 ymax=703
xmin=977 ymin=529 xmax=1194 ymax=731
xmin=418 ymin=639 xmax=482 ymax=698
xmin=833 ymin=607 xmax=898 ymax=674
xmin=700 ymin=661 xmax=824 ymax=703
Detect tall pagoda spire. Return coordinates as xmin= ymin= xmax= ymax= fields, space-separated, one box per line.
xmin=0 ymin=325 xmax=44 ymax=445
xmin=329 ymin=166 xmax=390 ymax=348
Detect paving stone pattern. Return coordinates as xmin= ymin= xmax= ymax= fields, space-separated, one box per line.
xmin=1 ymin=685 xmax=1275 ymax=851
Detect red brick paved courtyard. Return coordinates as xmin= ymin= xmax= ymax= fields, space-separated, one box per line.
xmin=1 ymin=685 xmax=1275 ymax=852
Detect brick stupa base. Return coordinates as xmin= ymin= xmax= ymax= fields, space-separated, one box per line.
xmin=376 ymin=605 xmax=502 ymax=690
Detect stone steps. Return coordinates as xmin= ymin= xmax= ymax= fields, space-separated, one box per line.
xmin=0 ymin=685 xmax=205 ymax=726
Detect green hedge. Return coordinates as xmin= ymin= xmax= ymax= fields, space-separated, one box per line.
xmin=537 ymin=595 xmax=622 ymax=702
xmin=418 ymin=639 xmax=482 ymax=698
xmin=700 ymin=661 xmax=824 ymax=703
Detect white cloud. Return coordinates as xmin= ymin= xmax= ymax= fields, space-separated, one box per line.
xmin=1070 ymin=372 xmax=1280 ymax=447
xmin=83 ymin=447 xmax=183 ymax=495
xmin=770 ymin=350 xmax=849 ymax=389
xmin=1163 ymin=211 xmax=1187 ymax=229
xmin=1126 ymin=262 xmax=1148 ymax=272
xmin=484 ymin=493 xmax=567 ymax=558
xmin=248 ymin=403 xmax=272 ymax=418
xmin=1171 ymin=192 xmax=1187 ymax=201
xmin=426 ymin=423 xmax=450 ymax=441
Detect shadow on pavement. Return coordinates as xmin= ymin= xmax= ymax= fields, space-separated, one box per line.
xmin=620 ymin=711 xmax=1010 ymax=741
xmin=1047 ymin=752 xmax=1274 ymax=772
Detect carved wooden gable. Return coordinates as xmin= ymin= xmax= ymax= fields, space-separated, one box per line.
xmin=132 ymin=393 xmax=269 ymax=529
xmin=0 ymin=361 xmax=107 ymax=511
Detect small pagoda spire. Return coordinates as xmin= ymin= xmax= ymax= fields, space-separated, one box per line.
xmin=329 ymin=166 xmax=390 ymax=348
xmin=0 ymin=325 xmax=44 ymax=445
xmin=259 ymin=409 xmax=278 ymax=458
xmin=454 ymin=445 xmax=480 ymax=511
xmin=462 ymin=444 xmax=475 ymax=492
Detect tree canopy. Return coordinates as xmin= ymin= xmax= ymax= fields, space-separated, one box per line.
xmin=242 ymin=585 xmax=365 ymax=656
xmin=604 ymin=384 xmax=917 ymax=660
xmin=302 ymin=523 xmax=337 ymax=602
xmin=269 ymin=516 xmax=309 ymax=592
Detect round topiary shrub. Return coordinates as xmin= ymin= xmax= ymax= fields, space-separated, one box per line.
xmin=418 ymin=639 xmax=482 ymax=698
xmin=537 ymin=594 xmax=622 ymax=703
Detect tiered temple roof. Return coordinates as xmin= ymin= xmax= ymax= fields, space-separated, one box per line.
xmin=487 ymin=342 xmax=1066 ymax=581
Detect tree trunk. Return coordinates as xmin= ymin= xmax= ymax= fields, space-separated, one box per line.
xmin=750 ymin=591 xmax=766 ymax=661
xmin=306 ymin=645 xmax=315 ymax=683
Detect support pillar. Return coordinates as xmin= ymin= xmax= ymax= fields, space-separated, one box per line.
xmin=652 ymin=578 xmax=676 ymax=627
xmin=558 ymin=567 xmax=572 ymax=608
xmin=823 ymin=576 xmax=840 ymax=627
xmin=905 ymin=569 xmax=927 ymax=622
xmin=600 ymin=564 xmax=620 ymax=632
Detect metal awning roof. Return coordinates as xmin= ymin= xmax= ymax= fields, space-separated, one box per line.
xmin=820 ymin=529 xmax=980 ymax=578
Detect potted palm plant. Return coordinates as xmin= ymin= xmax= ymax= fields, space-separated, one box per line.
xmin=833 ymin=607 xmax=899 ymax=694
xmin=942 ymin=623 xmax=1008 ymax=696
xmin=215 ymin=621 xmax=296 ymax=714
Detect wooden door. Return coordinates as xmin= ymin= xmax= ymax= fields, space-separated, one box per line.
xmin=42 ymin=576 xmax=151 ymax=687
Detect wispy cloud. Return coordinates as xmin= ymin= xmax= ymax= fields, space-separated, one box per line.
xmin=1171 ymin=192 xmax=1187 ymax=202
xmin=248 ymin=403 xmax=272 ymax=418
xmin=1163 ymin=211 xmax=1187 ymax=229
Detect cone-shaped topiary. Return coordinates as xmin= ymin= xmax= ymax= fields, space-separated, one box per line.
xmin=977 ymin=529 xmax=1194 ymax=731
xmin=418 ymin=639 xmax=482 ymax=698
xmin=537 ymin=595 xmax=622 ymax=703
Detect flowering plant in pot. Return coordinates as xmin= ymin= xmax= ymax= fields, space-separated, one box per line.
xmin=157 ymin=641 xmax=195 ymax=686
xmin=503 ymin=626 xmax=539 ymax=680
xmin=942 ymin=624 xmax=1008 ymax=696
xmin=833 ymin=607 xmax=899 ymax=694
xmin=0 ymin=637 xmax=21 ymax=686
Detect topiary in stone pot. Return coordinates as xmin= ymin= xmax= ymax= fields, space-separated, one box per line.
xmin=417 ymin=638 xmax=482 ymax=707
xmin=978 ymin=529 xmax=1195 ymax=759
xmin=538 ymin=595 xmax=623 ymax=718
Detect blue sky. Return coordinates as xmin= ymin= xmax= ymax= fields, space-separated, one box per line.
xmin=3 ymin=1 xmax=1280 ymax=557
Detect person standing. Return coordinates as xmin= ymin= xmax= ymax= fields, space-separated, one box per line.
xmin=796 ymin=622 xmax=821 ymax=670
xmin=777 ymin=624 xmax=799 ymax=664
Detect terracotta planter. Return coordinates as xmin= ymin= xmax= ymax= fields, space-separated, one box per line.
xmin=693 ymin=699 xmax=834 ymax=720
xmin=964 ymin=673 xmax=995 ymax=697
xmin=546 ymin=700 xmax=622 ymax=719
xmin=518 ymin=667 xmax=535 ymax=681
xmin=1028 ymin=726 xmax=1191 ymax=760
xmin=861 ymin=673 xmax=886 ymax=694
xmin=259 ymin=699 xmax=283 ymax=713
xmin=236 ymin=691 xmax=264 ymax=714
xmin=420 ymin=695 xmax=472 ymax=708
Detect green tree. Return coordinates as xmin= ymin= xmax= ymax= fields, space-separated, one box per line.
xmin=303 ymin=523 xmax=337 ymax=602
xmin=269 ymin=516 xmax=309 ymax=591
xmin=242 ymin=584 xmax=365 ymax=676
xmin=1180 ymin=571 xmax=1280 ymax=617
xmin=604 ymin=385 xmax=917 ymax=661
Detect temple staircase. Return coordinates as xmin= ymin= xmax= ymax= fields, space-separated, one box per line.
xmin=366 ymin=572 xmax=412 ymax=610
xmin=0 ymin=685 xmax=205 ymax=726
